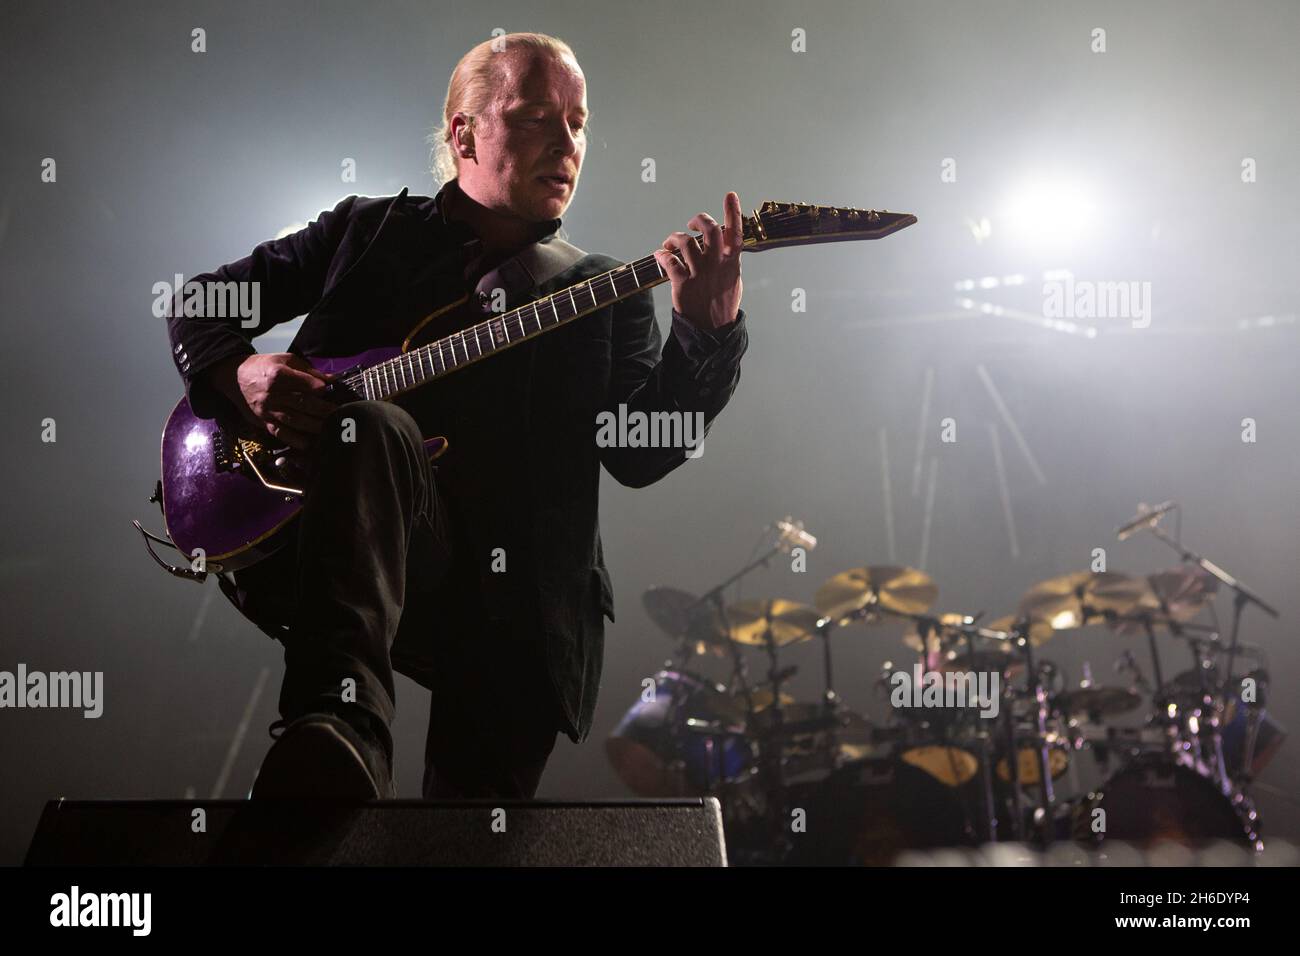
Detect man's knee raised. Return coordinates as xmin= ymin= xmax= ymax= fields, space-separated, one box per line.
xmin=321 ymin=401 xmax=421 ymax=450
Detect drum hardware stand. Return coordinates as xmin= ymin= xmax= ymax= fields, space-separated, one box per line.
xmin=1000 ymin=656 xmax=1027 ymax=842
xmin=1017 ymin=626 xmax=1056 ymax=845
xmin=805 ymin=617 xmax=851 ymax=772
xmin=1178 ymin=628 xmax=1232 ymax=787
xmin=683 ymin=536 xmax=795 ymax=716
xmin=932 ymin=616 xmax=987 ymax=843
xmin=753 ymin=616 xmax=795 ymax=856
xmin=958 ymin=622 xmax=1001 ymax=845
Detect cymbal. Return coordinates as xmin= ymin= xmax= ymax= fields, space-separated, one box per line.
xmin=1015 ymin=571 xmax=1095 ymax=630
xmin=725 ymin=598 xmax=824 ymax=646
xmin=987 ymin=614 xmax=1056 ymax=647
xmin=1086 ymin=572 xmax=1161 ymax=616
xmin=641 ymin=586 xmax=729 ymax=648
xmin=1012 ymin=571 xmax=1162 ymax=640
xmin=814 ymin=565 xmax=937 ymax=624
xmin=1149 ymin=566 xmax=1218 ymax=618
xmin=1057 ymin=686 xmax=1142 ymax=717
xmin=1113 ymin=566 xmax=1219 ymax=636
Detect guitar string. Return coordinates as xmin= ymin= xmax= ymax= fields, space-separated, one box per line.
xmin=340 ymin=251 xmax=671 ymax=392
xmin=340 ymin=218 xmax=780 ymax=393
xmin=337 ymin=210 xmax=885 ymax=395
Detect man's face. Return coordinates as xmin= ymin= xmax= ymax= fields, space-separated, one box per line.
xmin=457 ymin=51 xmax=588 ymax=222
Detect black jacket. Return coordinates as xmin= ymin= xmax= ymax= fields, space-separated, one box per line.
xmin=165 ymin=179 xmax=748 ymax=742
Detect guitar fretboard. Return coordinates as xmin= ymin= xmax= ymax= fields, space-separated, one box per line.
xmin=339 ymin=245 xmax=687 ymax=401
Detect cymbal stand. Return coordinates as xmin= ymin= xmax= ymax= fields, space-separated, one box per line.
xmin=813 ymin=617 xmax=844 ymax=767
xmin=685 ymin=540 xmax=792 ymax=716
xmin=956 ymin=621 xmax=1001 ymax=845
xmin=1019 ymin=630 xmax=1056 ymax=845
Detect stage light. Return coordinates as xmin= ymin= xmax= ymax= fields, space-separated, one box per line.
xmin=999 ymin=179 xmax=1098 ymax=248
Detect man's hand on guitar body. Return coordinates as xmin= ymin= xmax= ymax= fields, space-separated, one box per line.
xmin=207 ymin=353 xmax=336 ymax=451
xmin=653 ymin=191 xmax=745 ymax=333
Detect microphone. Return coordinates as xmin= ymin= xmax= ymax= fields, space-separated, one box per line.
xmin=774 ymin=516 xmax=817 ymax=553
xmin=1116 ymin=500 xmax=1177 ymax=541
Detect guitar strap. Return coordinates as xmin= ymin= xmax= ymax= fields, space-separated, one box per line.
xmin=471 ymin=234 xmax=588 ymax=307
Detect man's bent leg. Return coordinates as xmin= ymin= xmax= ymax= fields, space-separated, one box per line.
xmin=278 ymin=401 xmax=445 ymax=761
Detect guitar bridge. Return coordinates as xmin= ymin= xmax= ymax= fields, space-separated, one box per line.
xmin=211 ymin=424 xmax=304 ymax=496
xmin=212 ymin=427 xmax=238 ymax=472
xmin=237 ymin=436 xmax=305 ymax=496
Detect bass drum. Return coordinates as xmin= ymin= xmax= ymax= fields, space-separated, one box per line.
xmin=785 ymin=757 xmax=983 ymax=865
xmin=1072 ymin=753 xmax=1260 ymax=850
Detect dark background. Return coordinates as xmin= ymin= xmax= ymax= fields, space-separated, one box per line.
xmin=1 ymin=0 xmax=1296 ymax=863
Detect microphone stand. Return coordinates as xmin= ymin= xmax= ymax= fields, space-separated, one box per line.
xmin=1122 ymin=514 xmax=1277 ymax=793
xmin=1143 ymin=522 xmax=1278 ymax=726
xmin=685 ymin=539 xmax=790 ymax=858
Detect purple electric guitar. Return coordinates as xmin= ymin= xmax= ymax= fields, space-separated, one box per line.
xmin=135 ymin=201 xmax=916 ymax=579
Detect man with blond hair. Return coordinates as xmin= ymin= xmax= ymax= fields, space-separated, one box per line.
xmin=167 ymin=32 xmax=748 ymax=799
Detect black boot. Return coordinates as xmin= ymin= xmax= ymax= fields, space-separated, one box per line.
xmin=251 ymin=707 xmax=396 ymax=800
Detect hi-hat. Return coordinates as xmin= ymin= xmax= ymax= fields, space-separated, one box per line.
xmin=814 ymin=565 xmax=937 ymax=624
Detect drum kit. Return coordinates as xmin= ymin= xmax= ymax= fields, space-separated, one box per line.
xmin=605 ymin=509 xmax=1285 ymax=865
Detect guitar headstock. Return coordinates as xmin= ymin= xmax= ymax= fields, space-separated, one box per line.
xmin=741 ymin=201 xmax=917 ymax=252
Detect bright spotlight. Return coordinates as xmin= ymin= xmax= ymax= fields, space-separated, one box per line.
xmin=999 ymin=179 xmax=1097 ymax=247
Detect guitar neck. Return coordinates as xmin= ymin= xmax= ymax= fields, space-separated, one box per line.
xmin=335 ymin=198 xmax=918 ymax=402
xmin=338 ymin=241 xmax=699 ymax=402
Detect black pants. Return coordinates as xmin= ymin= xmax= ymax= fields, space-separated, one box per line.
xmin=233 ymin=401 xmax=563 ymax=798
